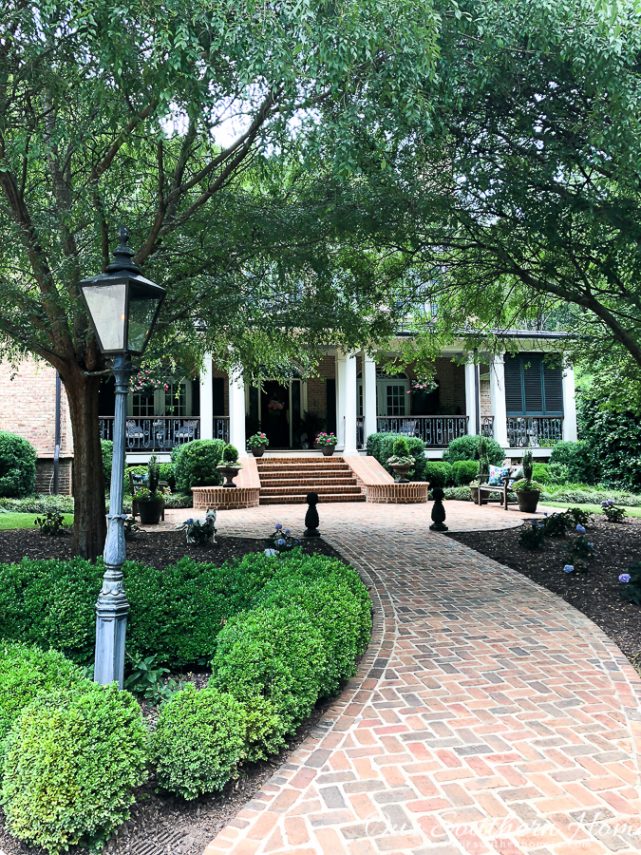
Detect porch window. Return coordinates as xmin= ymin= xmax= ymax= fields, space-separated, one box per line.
xmin=376 ymin=373 xmax=410 ymax=416
xmin=132 ymin=389 xmax=155 ymax=417
xmin=505 ymin=354 xmax=563 ymax=416
xmin=164 ymin=382 xmax=187 ymax=416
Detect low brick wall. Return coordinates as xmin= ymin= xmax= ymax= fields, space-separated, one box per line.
xmin=366 ymin=482 xmax=429 ymax=504
xmin=36 ymin=458 xmax=73 ymax=495
xmin=192 ymin=486 xmax=261 ymax=510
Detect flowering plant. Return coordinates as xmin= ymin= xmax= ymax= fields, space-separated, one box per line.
xmin=269 ymin=522 xmax=300 ymax=553
xmin=619 ymin=563 xmax=641 ymax=605
xmin=601 ymin=500 xmax=627 ymax=523
xmin=247 ymin=432 xmax=269 ymax=449
xmin=315 ymin=432 xmax=337 ymax=448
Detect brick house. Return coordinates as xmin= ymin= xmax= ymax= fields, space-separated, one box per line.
xmin=0 ymin=329 xmax=577 ymax=494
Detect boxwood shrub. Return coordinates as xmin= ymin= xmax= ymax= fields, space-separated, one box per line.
xmin=366 ymin=432 xmax=427 ymax=480
xmin=451 ymin=459 xmax=479 ymax=486
xmin=174 ymin=439 xmax=226 ymax=491
xmin=210 ymin=604 xmax=326 ymax=735
xmin=443 ymin=434 xmax=505 ymax=466
xmin=1 ymin=683 xmax=147 ymax=854
xmin=152 ymin=684 xmax=246 ymax=799
xmin=424 ymin=461 xmax=453 ymax=488
xmin=0 ymin=643 xmax=86 ymax=764
xmin=0 ymin=431 xmax=37 ymax=498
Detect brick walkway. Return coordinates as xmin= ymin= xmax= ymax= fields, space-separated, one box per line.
xmin=186 ymin=502 xmax=641 ymax=855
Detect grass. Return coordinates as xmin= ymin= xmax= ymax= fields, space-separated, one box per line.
xmin=542 ymin=501 xmax=641 ymax=519
xmin=0 ymin=512 xmax=74 ymax=531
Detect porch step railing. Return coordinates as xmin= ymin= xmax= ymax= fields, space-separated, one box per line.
xmin=506 ymin=416 xmax=563 ymax=447
xmin=213 ymin=416 xmax=230 ymax=442
xmin=376 ymin=415 xmax=469 ymax=448
xmin=99 ymin=416 xmax=200 ymax=451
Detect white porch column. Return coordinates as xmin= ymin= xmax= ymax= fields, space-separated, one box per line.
xmin=336 ymin=350 xmax=358 ymax=454
xmin=562 ymin=364 xmax=578 ymax=441
xmin=228 ymin=367 xmax=247 ymax=456
xmin=464 ymin=356 xmax=478 ymax=436
xmin=199 ymin=353 xmax=213 ymax=440
xmin=489 ymin=354 xmax=509 ymax=448
xmin=362 ymin=353 xmax=378 ymax=445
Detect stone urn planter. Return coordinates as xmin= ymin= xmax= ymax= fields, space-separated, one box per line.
xmin=389 ymin=462 xmax=413 ymax=483
xmin=217 ymin=464 xmax=241 ymax=488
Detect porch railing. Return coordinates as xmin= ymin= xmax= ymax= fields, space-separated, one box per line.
xmin=506 ymin=416 xmax=563 ymax=448
xmin=357 ymin=417 xmax=364 ymax=449
xmin=376 ymin=415 xmax=469 ymax=448
xmin=99 ymin=416 xmax=200 ymax=451
xmin=481 ymin=416 xmax=494 ymax=438
xmin=213 ymin=416 xmax=230 ymax=443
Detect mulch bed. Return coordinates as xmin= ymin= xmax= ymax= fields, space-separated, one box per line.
xmin=0 ymin=531 xmax=345 ymax=855
xmin=448 ymin=516 xmax=641 ymax=662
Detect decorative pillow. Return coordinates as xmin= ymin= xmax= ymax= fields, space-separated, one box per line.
xmin=487 ymin=465 xmax=510 ymax=486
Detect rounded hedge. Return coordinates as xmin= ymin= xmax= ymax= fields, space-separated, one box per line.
xmin=424 ymin=461 xmax=453 ymax=488
xmin=210 ymin=604 xmax=326 ymax=735
xmin=443 ymin=435 xmax=505 ymax=466
xmin=0 ymin=643 xmax=86 ymax=763
xmin=254 ymin=574 xmax=362 ymax=697
xmin=152 ymin=684 xmax=246 ymax=799
xmin=174 ymin=439 xmax=226 ymax=491
xmin=451 ymin=459 xmax=479 ymax=485
xmin=1 ymin=683 xmax=148 ymax=854
xmin=366 ymin=433 xmax=427 ymax=480
xmin=101 ymin=439 xmax=113 ymax=486
xmin=0 ymin=432 xmax=36 ymax=498
xmin=549 ymin=440 xmax=595 ymax=484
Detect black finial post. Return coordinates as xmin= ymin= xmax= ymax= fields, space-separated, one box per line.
xmin=430 ymin=487 xmax=448 ymax=532
xmin=304 ymin=492 xmax=320 ymax=537
xmin=107 ymin=225 xmax=140 ymax=273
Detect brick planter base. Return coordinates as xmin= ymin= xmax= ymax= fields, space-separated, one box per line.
xmin=192 ymin=486 xmax=260 ymax=510
xmin=366 ymin=482 xmax=429 ymax=503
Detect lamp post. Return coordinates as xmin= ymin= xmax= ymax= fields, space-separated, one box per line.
xmin=79 ymin=227 xmax=165 ymax=687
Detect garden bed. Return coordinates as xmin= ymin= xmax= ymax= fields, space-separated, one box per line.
xmin=448 ymin=517 xmax=641 ymax=661
xmin=0 ymin=535 xmax=367 ymax=855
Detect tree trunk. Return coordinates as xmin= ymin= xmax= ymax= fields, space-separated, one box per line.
xmin=63 ymin=366 xmax=106 ymax=559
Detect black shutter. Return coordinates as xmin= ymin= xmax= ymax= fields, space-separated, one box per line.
xmin=523 ymin=356 xmax=543 ymax=413
xmin=504 ymin=356 xmax=523 ymax=414
xmin=543 ymin=365 xmax=563 ymax=414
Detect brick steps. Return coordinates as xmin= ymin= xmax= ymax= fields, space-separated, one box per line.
xmin=256 ymin=455 xmax=366 ymax=505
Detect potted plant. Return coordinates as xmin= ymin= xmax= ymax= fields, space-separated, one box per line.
xmin=513 ymin=450 xmax=541 ymax=513
xmin=135 ymin=455 xmax=164 ymax=525
xmin=387 ymin=437 xmax=415 ymax=483
xmin=315 ymin=431 xmax=338 ymax=456
xmin=247 ymin=432 xmax=269 ymax=457
xmin=216 ymin=443 xmax=242 ymax=487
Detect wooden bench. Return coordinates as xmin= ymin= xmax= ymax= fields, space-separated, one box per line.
xmin=476 ymin=467 xmax=520 ymax=510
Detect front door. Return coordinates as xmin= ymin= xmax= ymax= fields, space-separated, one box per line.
xmin=261 ymin=381 xmax=290 ymax=448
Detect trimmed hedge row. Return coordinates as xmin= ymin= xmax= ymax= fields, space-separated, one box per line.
xmin=366 ymin=433 xmax=427 ymax=480
xmin=0 ymin=552 xmax=372 ymax=849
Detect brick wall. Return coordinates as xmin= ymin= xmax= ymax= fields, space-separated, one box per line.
xmin=479 ymin=366 xmax=492 ymax=417
xmin=36 ymin=459 xmax=73 ymax=495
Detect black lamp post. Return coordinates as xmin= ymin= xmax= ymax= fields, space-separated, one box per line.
xmin=79 ymin=227 xmax=165 ymax=687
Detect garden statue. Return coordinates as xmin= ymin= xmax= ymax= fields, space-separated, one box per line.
xmin=430 ymin=487 xmax=448 ymax=532
xmin=304 ymin=492 xmax=320 ymax=537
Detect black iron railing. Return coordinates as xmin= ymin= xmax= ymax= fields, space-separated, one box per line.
xmin=506 ymin=416 xmax=563 ymax=447
xmin=213 ymin=416 xmax=230 ymax=442
xmin=99 ymin=416 xmax=200 ymax=451
xmin=481 ymin=416 xmax=495 ymax=438
xmin=376 ymin=415 xmax=469 ymax=448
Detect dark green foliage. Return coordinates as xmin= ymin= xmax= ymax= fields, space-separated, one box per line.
xmin=0 ymin=432 xmax=36 ymax=498
xmin=210 ymin=605 xmax=326 ymax=735
xmin=541 ymin=484 xmax=641 ymax=506
xmin=443 ymin=435 xmax=504 ymax=466
xmin=519 ymin=522 xmax=545 ymax=550
xmin=522 ymin=450 xmax=533 ymax=483
xmin=241 ymin=696 xmax=285 ymax=762
xmin=147 ymin=455 xmax=160 ymax=493
xmin=424 ymin=461 xmax=453 ymax=488
xmin=124 ymin=464 xmax=148 ymax=495
xmin=0 ymin=495 xmax=74 ymax=514
xmin=620 ymin=564 xmax=641 ymax=605
xmin=366 ymin=433 xmax=427 ymax=480
xmin=565 ymin=507 xmax=593 ymax=527
xmin=547 ymin=463 xmax=570 ymax=484
xmin=577 ymin=394 xmax=641 ymax=490
xmin=1 ymin=683 xmax=148 ymax=854
xmin=549 ymin=441 xmax=596 ymax=485
xmin=443 ymin=486 xmax=475 ymax=501
xmin=161 ymin=491 xmax=192 ymax=509
xmin=123 ymin=655 xmax=183 ymax=705
xmin=0 ymin=643 xmax=86 ymax=763
xmin=34 ymin=510 xmax=68 ymax=537
xmin=152 ymin=684 xmax=246 ymax=800
xmin=602 ymin=503 xmax=627 ymax=523
xmin=532 ymin=463 xmax=550 ymax=483
xmin=450 ymin=460 xmax=478 ymax=486
xmin=174 ymin=440 xmax=226 ymax=491
xmin=222 ymin=444 xmax=239 ymax=464
xmin=391 ymin=436 xmax=410 ymax=457
xmin=569 ymin=535 xmax=594 ymax=562
xmin=101 ymin=439 xmax=113 ymax=486
xmin=158 ymin=462 xmax=176 ymax=490
xmin=542 ymin=512 xmax=573 ymax=537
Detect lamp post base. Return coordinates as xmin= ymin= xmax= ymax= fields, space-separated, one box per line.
xmin=94 ymin=564 xmax=129 ymax=687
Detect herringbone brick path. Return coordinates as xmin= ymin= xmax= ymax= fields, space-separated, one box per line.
xmin=192 ymin=503 xmax=641 ymax=855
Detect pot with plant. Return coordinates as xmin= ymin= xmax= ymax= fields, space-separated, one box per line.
xmin=247 ymin=432 xmax=269 ymax=457
xmin=387 ymin=437 xmax=415 ymax=482
xmin=315 ymin=431 xmax=338 ymax=456
xmin=217 ymin=443 xmax=242 ymax=487
xmin=136 ymin=455 xmax=165 ymax=525
xmin=514 ymin=450 xmax=542 ymax=513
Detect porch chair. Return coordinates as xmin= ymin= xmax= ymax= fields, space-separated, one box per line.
xmin=398 ymin=419 xmax=418 ymax=437
xmin=125 ymin=419 xmax=146 ymax=447
xmin=174 ymin=419 xmax=199 ymax=442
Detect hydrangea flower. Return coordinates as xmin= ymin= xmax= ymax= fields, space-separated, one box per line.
xmin=285 ymin=528 xmax=291 ymax=535
xmin=275 ymin=523 xmax=283 ymax=530
xmin=563 ymin=564 xmax=575 ymax=574
xmin=276 ymin=538 xmax=286 ymax=547
xmin=619 ymin=573 xmax=631 ymax=584
xmin=575 ymin=524 xmax=586 ymax=534
xmin=264 ymin=548 xmax=278 ymax=558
